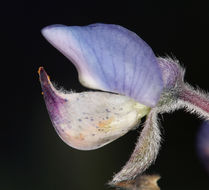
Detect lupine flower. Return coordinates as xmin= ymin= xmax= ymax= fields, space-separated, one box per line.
xmin=39 ymin=23 xmax=209 ymax=186
xmin=197 ymin=121 xmax=209 ymax=174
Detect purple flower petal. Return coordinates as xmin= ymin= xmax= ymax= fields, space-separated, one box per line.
xmin=197 ymin=121 xmax=209 ymax=173
xmin=39 ymin=67 xmax=150 ymax=150
xmin=41 ymin=23 xmax=163 ymax=107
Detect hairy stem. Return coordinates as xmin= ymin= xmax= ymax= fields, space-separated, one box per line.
xmin=178 ymin=84 xmax=209 ymax=120
xmin=110 ymin=109 xmax=161 ymax=185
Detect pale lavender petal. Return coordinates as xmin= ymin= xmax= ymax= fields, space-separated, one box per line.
xmin=197 ymin=121 xmax=209 ymax=173
xmin=38 ymin=67 xmax=150 ymax=150
xmin=41 ymin=24 xmax=163 ymax=107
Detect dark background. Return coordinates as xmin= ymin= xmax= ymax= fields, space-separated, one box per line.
xmin=2 ymin=0 xmax=209 ymax=190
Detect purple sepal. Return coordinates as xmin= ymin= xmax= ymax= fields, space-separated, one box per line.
xmin=157 ymin=57 xmax=182 ymax=89
xmin=41 ymin=23 xmax=163 ymax=107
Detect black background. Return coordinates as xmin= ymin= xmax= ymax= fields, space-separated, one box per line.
xmin=2 ymin=0 xmax=209 ymax=190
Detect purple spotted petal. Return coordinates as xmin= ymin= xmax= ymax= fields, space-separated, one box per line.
xmin=38 ymin=67 xmax=150 ymax=150
xmin=41 ymin=23 xmax=163 ymax=107
xmin=197 ymin=121 xmax=209 ymax=173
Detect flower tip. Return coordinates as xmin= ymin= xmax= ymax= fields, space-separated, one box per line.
xmin=41 ymin=25 xmax=55 ymax=37
xmin=41 ymin=24 xmax=65 ymax=41
xmin=38 ymin=66 xmax=43 ymax=75
xmin=41 ymin=25 xmax=57 ymax=44
xmin=38 ymin=67 xmax=51 ymax=85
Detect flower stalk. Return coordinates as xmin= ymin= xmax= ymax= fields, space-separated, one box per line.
xmin=110 ymin=109 xmax=161 ymax=184
xmin=178 ymin=84 xmax=209 ymax=119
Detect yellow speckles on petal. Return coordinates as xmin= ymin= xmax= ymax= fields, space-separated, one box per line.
xmin=75 ymin=133 xmax=85 ymax=141
xmin=97 ymin=117 xmax=115 ymax=132
xmin=98 ymin=117 xmax=114 ymax=127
